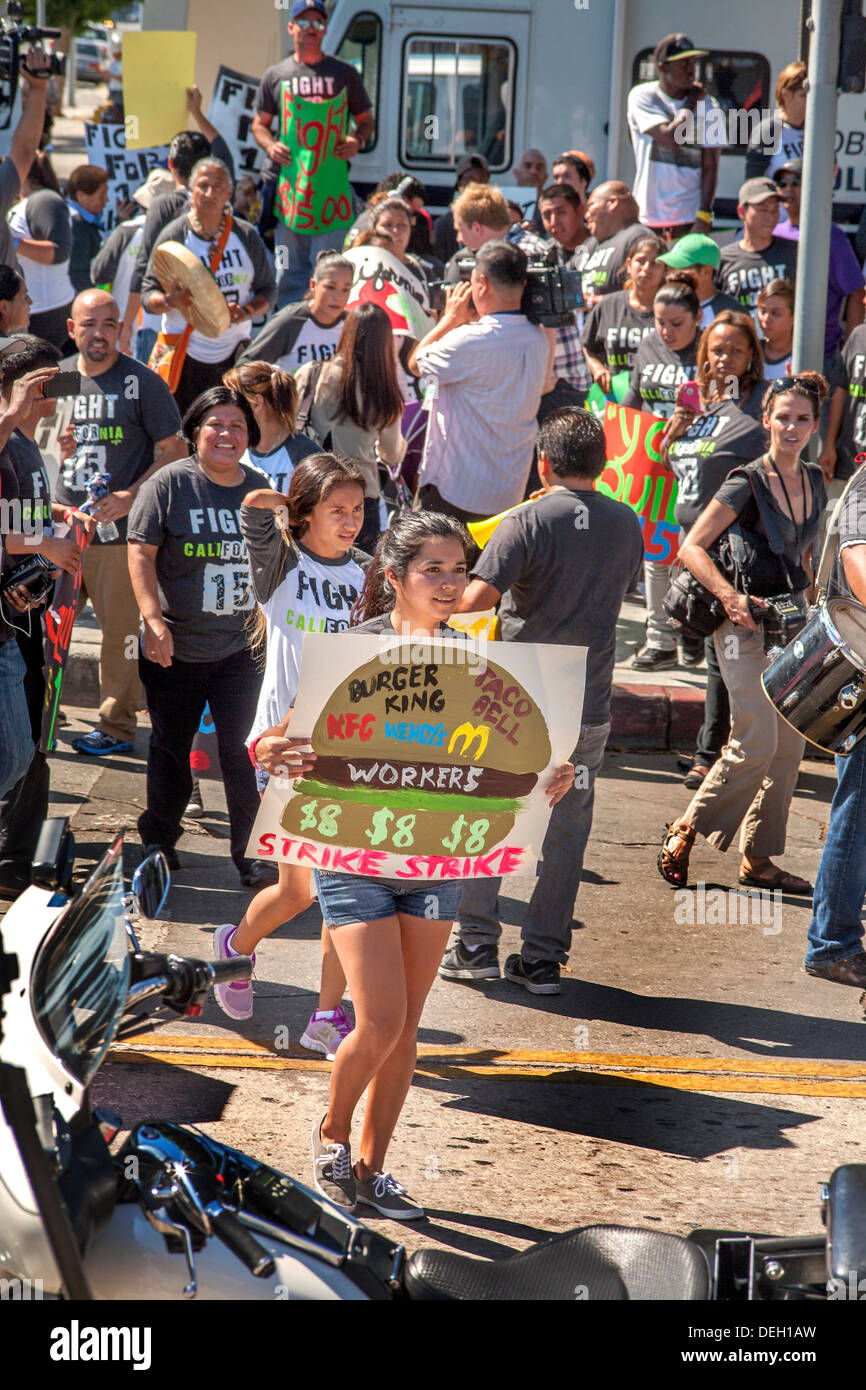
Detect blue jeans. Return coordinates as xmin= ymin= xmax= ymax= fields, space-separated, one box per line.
xmin=315 ymin=871 xmax=462 ymax=927
xmin=806 ymin=740 xmax=866 ymax=966
xmin=135 ymin=327 xmax=158 ymax=365
xmin=0 ymin=638 xmax=33 ymax=799
xmin=274 ymin=219 xmax=348 ymax=310
xmin=454 ymin=721 xmax=611 ymax=965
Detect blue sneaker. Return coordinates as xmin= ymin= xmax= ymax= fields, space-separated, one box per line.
xmin=72 ymin=731 xmax=134 ymax=756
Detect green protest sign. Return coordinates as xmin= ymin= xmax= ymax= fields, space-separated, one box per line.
xmin=275 ymin=86 xmax=353 ymax=236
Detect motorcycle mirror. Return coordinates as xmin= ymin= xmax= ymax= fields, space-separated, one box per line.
xmin=132 ymin=852 xmax=170 ymax=920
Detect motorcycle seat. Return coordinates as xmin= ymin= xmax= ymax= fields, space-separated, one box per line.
xmin=403 ymin=1224 xmax=711 ymax=1301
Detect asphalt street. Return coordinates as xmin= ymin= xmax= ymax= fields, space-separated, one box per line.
xmin=17 ymin=701 xmax=866 ymax=1269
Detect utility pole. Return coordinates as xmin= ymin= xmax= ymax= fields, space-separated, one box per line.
xmin=791 ymin=0 xmax=844 ymax=375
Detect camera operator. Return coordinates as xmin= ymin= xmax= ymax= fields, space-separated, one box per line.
xmin=0 ymin=44 xmax=52 ymax=276
xmin=408 ymin=240 xmax=550 ymax=524
xmin=441 ymin=183 xmax=548 ymax=285
xmin=0 ymin=337 xmax=95 ymax=894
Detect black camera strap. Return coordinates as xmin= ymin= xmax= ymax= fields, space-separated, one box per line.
xmin=744 ymin=463 xmax=800 ymax=594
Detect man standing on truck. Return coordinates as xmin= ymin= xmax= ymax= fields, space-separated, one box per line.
xmin=251 ymin=0 xmax=374 ymax=309
xmin=626 ymin=33 xmax=725 ymax=241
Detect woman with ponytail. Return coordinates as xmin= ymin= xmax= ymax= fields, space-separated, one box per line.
xmin=252 ymin=511 xmax=575 ymax=1220
xmin=224 ymin=358 xmax=319 ymax=493
xmin=212 ymin=454 xmax=368 ymax=1061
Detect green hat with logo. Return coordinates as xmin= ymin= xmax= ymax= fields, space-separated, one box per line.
xmin=657 ymin=233 xmax=721 ymax=269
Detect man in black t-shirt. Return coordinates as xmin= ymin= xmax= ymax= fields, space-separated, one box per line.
xmin=251 ymin=0 xmax=374 ymax=309
xmin=582 ymin=181 xmax=647 ymax=304
xmin=0 ymin=337 xmax=95 ymax=897
xmin=805 ymin=468 xmax=866 ymax=991
xmin=439 ymin=408 xmax=643 ymax=995
xmin=716 ymin=178 xmax=798 ymax=321
xmin=56 ymin=290 xmax=185 ymax=758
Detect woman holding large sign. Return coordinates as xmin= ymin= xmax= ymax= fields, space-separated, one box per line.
xmin=212 ymin=454 xmax=369 ymax=1060
xmin=252 ymin=512 xmax=575 ymax=1219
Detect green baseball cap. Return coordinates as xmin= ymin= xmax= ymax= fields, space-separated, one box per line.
xmin=657 ymin=233 xmax=721 ymax=269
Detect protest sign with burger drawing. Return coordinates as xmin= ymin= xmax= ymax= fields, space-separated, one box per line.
xmin=248 ymin=633 xmax=585 ymax=880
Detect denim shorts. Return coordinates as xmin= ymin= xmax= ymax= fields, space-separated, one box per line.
xmin=314 ymin=870 xmax=462 ymax=927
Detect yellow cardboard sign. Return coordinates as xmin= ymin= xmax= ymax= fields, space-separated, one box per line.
xmin=122 ymin=32 xmax=197 ymax=149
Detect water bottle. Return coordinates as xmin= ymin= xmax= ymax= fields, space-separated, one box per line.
xmin=84 ymin=472 xmax=120 ymax=543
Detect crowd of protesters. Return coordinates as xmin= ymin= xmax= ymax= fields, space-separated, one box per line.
xmin=2 ymin=6 xmax=866 ymax=1218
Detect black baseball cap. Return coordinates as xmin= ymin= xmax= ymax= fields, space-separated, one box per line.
xmin=654 ymin=34 xmax=708 ymax=66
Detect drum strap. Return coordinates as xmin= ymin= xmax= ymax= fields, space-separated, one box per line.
xmin=815 ymin=462 xmax=866 ymax=599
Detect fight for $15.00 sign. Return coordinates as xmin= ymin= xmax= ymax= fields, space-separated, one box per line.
xmin=248 ymin=634 xmax=586 ymax=880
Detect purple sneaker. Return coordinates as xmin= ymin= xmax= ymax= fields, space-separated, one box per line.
xmin=300 ymin=1002 xmax=355 ymax=1060
xmin=212 ymin=923 xmax=255 ymax=1020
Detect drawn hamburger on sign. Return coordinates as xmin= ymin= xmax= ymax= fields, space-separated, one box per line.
xmin=279 ymin=645 xmax=551 ymax=861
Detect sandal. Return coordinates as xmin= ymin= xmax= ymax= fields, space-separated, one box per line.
xmin=738 ymin=866 xmax=813 ymax=896
xmin=658 ymin=820 xmax=696 ymax=888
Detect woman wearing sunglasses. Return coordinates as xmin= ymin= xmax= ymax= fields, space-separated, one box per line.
xmin=658 ymin=373 xmax=827 ymax=894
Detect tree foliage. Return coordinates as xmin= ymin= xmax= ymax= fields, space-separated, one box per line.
xmin=19 ymin=2 xmax=115 ymax=38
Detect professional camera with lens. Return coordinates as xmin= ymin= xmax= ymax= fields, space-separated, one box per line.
xmin=749 ymin=593 xmax=807 ymax=656
xmin=1 ymin=552 xmax=55 ymax=609
xmin=0 ymin=2 xmax=64 ymax=100
xmin=445 ymin=247 xmax=583 ymax=328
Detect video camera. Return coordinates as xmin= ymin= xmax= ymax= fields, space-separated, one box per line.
xmin=0 ymin=2 xmax=64 ymax=126
xmin=445 ymin=246 xmax=583 ymax=328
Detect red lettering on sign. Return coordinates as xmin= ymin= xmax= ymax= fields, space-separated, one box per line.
xmin=258 ymin=834 xmax=275 ymax=856
xmin=331 ymin=847 xmax=361 ymax=871
xmin=394 ymin=855 xmax=424 ymax=879
xmin=357 ymin=850 xmax=387 ymax=876
xmin=321 ymin=193 xmax=352 ymax=227
xmin=497 ymin=847 xmax=525 ymax=875
xmin=297 ymin=840 xmax=321 ymax=864
xmin=297 ymin=116 xmax=326 ymax=173
xmin=327 ymin=712 xmax=375 ymax=742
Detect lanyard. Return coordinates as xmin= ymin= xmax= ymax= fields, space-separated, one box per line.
xmin=765 ymin=453 xmax=805 ymax=562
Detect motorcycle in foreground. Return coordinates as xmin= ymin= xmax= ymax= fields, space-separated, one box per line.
xmin=0 ymin=820 xmax=864 ymax=1302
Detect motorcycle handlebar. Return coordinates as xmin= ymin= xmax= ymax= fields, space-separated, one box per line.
xmin=205 ymin=1202 xmax=275 ymax=1278
xmin=208 ymin=957 xmax=254 ymax=985
xmin=136 ymin=953 xmax=252 ymax=1015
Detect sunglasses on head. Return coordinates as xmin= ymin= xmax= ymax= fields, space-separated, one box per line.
xmin=770 ymin=375 xmax=821 ymax=398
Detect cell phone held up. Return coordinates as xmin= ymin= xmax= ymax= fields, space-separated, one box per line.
xmin=676 ymin=381 xmax=702 ymax=414
xmin=42 ymin=370 xmax=82 ymax=399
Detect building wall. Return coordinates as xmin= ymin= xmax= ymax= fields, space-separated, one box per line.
xmin=187 ymin=0 xmax=286 ymax=98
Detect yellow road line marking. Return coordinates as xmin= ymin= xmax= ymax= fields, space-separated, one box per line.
xmin=110 ymin=1036 xmax=866 ymax=1076
xmin=105 ymin=1038 xmax=866 ymax=1096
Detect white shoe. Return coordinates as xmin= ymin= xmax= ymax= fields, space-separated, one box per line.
xmin=212 ymin=923 xmax=254 ymax=1020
